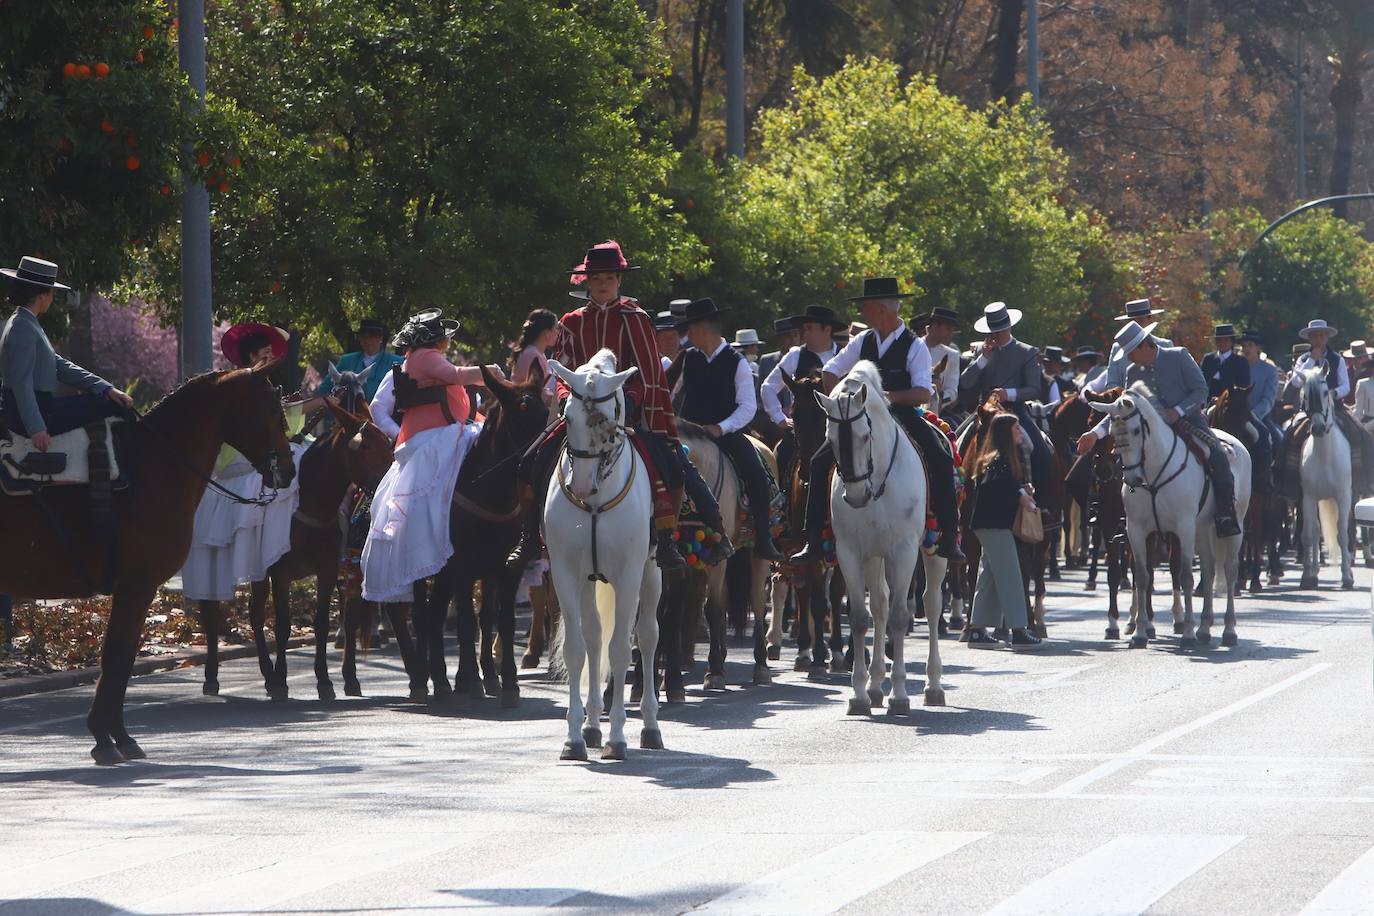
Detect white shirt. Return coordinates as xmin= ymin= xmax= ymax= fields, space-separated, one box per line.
xmin=661 ymin=354 xmax=672 ymax=373
xmin=368 ymin=369 xmax=401 ymax=441
xmin=824 ymin=326 xmax=933 ymax=392
xmin=672 ymin=338 xmax=758 ymax=435
xmin=760 ymin=343 xmax=838 ymax=424
xmin=1287 ymin=349 xmax=1351 ymax=400
xmin=1356 ymin=377 xmax=1374 ymax=424
xmin=925 ymin=340 xmax=960 ymax=405
xmin=361 ymin=352 xmax=379 ymax=370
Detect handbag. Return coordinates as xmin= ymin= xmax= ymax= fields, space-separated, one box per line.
xmin=1013 ymin=501 xmax=1044 ymax=543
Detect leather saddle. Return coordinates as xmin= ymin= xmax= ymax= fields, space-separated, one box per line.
xmin=0 ymin=418 xmax=126 ymax=496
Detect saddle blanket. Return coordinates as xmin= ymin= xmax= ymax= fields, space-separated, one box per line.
xmin=0 ymin=418 xmax=122 ymax=489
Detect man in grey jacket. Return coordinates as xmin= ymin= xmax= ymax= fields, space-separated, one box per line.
xmin=0 ymin=256 xmax=132 ymax=452
xmin=958 ymin=302 xmax=1053 ymax=484
xmin=1076 ymin=321 xmax=1243 ymax=537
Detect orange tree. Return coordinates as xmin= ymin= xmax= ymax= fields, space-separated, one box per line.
xmin=0 ymin=0 xmax=193 ymax=292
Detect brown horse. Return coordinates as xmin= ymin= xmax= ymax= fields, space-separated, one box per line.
xmin=198 ymin=400 xmax=395 ymax=701
xmin=0 ymin=365 xmax=294 ymax=764
xmin=1208 ymin=385 xmax=1267 ymax=594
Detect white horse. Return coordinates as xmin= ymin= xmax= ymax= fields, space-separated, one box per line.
xmin=1089 ymin=388 xmax=1251 ymax=648
xmin=816 ymin=361 xmax=949 ymax=715
xmin=545 ymin=351 xmax=663 ymax=761
xmin=1295 ymin=368 xmax=1354 ymax=589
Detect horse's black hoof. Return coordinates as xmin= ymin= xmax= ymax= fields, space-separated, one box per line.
xmin=1033 ymin=624 xmax=1048 ymax=639
xmin=924 ymin=687 xmax=946 ymax=707
xmin=344 ymin=682 xmax=363 ymax=697
xmin=752 ymin=664 xmax=773 ymax=686
xmin=1301 ymin=576 xmax=1319 ymax=589
xmin=846 ymin=698 xmax=871 ymax=716
xmin=430 ymin=680 xmax=453 ymax=703
xmin=520 ymin=654 xmax=541 ymax=670
xmin=1342 ymin=577 xmax=1356 ymax=590
xmin=582 ymin=727 xmax=603 ymax=749
xmin=483 ymin=676 xmax=501 ymax=698
xmin=666 ymin=688 xmax=687 ymax=704
xmin=1173 ymin=621 xmax=1185 ymax=635
xmin=269 ymin=688 xmax=289 ymax=703
xmin=1083 ymin=582 xmax=1097 ymax=592
xmin=766 ymin=645 xmax=781 ymax=661
xmin=1130 ymin=636 xmax=1149 ymax=649
xmin=468 ymin=681 xmax=486 ymax=701
xmin=561 ymin=741 xmax=588 ymax=762
xmin=1221 ymin=631 xmax=1238 ymax=647
xmin=202 ymin=679 xmax=219 ymax=696
xmin=806 ymin=666 xmax=829 ymax=681
xmin=317 ymin=681 xmax=336 ymax=702
xmin=829 ymin=658 xmax=850 ymax=674
xmin=887 ymin=697 xmax=911 ymax=716
xmin=1179 ymin=636 xmax=1197 ymax=650
xmin=115 ymin=739 xmax=146 ymax=760
xmin=703 ymin=673 xmax=726 ymax=691
xmin=601 ymin=741 xmax=628 ymax=761
xmin=408 ymin=686 xmax=429 ymax=703
xmin=1146 ymin=626 xmax=1157 ymax=639
xmin=1196 ymin=633 xmax=1212 ymax=647
xmin=91 ymin=745 xmax=125 ymax=766
xmin=500 ymin=688 xmax=520 ymax=709
xmin=792 ymin=656 xmax=809 ymax=672
xmin=640 ymin=728 xmax=664 ymax=750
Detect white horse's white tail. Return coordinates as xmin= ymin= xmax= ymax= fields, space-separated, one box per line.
xmin=545 ymin=581 xmax=614 ymax=687
xmin=1319 ymin=498 xmax=1341 ymax=563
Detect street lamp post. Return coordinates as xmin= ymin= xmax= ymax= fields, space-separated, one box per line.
xmin=725 ymin=0 xmax=744 ymax=158
xmin=178 ymin=0 xmax=213 ymax=377
xmin=1026 ymin=0 xmax=1040 ymax=105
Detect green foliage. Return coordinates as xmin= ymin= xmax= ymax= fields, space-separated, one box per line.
xmin=1211 ymin=207 xmax=1374 ymax=348
xmin=685 ymin=59 xmax=1108 ymax=341
xmin=142 ymin=0 xmax=706 ymax=358
xmin=0 ymin=0 xmax=193 ymax=291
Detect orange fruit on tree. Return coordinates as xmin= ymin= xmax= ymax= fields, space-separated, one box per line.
xmin=62 ymin=62 xmax=77 ymax=78
xmin=218 ymin=181 xmax=229 ymax=193
xmin=196 ymin=150 xmax=211 ymax=167
xmin=229 ymin=156 xmax=241 ymax=169
xmin=94 ymin=62 xmax=110 ymax=79
xmin=100 ymin=118 xmax=115 ymax=133
xmin=143 ymin=25 xmax=155 ymax=39
xmin=135 ymin=50 xmax=145 ymax=64
xmin=126 ymin=156 xmax=140 ymax=171
xmin=159 ymin=184 xmax=172 ymax=196
xmin=75 ymin=64 xmax=91 ymax=80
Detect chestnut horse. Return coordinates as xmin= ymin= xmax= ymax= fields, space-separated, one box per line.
xmin=0 ymin=365 xmax=294 ymax=764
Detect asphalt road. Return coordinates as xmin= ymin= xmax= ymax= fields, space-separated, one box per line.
xmin=1 ymin=561 xmax=1372 ymax=915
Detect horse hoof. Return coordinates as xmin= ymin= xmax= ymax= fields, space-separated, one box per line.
xmin=640 ymin=728 xmax=664 ymax=750
xmin=1301 ymin=576 xmax=1319 ymax=589
xmin=752 ymin=664 xmax=773 ymax=686
xmin=483 ymin=676 xmax=501 ymax=698
xmin=1083 ymin=582 xmax=1097 ymax=593
xmin=1033 ymin=624 xmax=1048 ymax=639
xmin=924 ymin=688 xmax=946 ymax=707
xmin=1343 ymin=577 xmax=1356 ymax=590
xmin=887 ymin=697 xmax=911 ymax=716
xmin=1105 ymin=627 xmax=1120 ymax=640
xmin=829 ymin=658 xmax=850 ymax=674
xmin=1179 ymin=636 xmax=1197 ymax=650
xmin=91 ymin=745 xmax=126 ymax=766
xmin=115 ymin=739 xmax=146 ymax=760
xmin=948 ymin=614 xmax=965 ymax=630
xmin=806 ymin=666 xmax=829 ymax=681
xmin=666 ymin=688 xmax=687 ymax=704
xmin=408 ymin=686 xmax=429 ymax=703
xmin=703 ymin=674 xmax=726 ymax=691
xmin=269 ymin=688 xmax=289 ymax=704
xmin=846 ymin=698 xmax=871 ymax=716
xmin=1130 ymin=636 xmax=1149 ymax=649
xmin=1173 ymin=621 xmax=1185 ymax=635
xmin=1221 ymin=631 xmax=1238 ymax=647
xmin=793 ymin=656 xmax=810 ymax=672
xmin=601 ymin=741 xmax=628 ymax=761
xmin=582 ymin=727 xmax=603 ymax=749
xmin=867 ymin=688 xmax=885 ymax=708
xmin=317 ymin=682 xmax=336 ymax=702
xmin=202 ymin=679 xmax=219 ymax=696
xmin=344 ymin=682 xmax=363 ymax=698
xmin=465 ymin=681 xmax=485 ymax=701
xmin=1125 ymin=621 xmax=1136 ymax=636
xmin=1146 ymin=626 xmax=1157 ymax=639
xmin=1196 ymin=633 xmax=1212 ymax=647
xmin=767 ymin=645 xmax=781 ymax=661
xmin=520 ymin=654 xmax=540 ymax=670
xmin=500 ymin=688 xmax=520 ymax=709
xmin=560 ymin=741 xmax=588 ymax=762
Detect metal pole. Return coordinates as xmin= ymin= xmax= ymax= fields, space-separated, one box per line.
xmin=725 ymin=0 xmax=745 ymax=158
xmin=178 ymin=0 xmax=213 ymax=377
xmin=1026 ymin=0 xmax=1039 ymax=105
xmin=1296 ymin=31 xmax=1308 ymax=199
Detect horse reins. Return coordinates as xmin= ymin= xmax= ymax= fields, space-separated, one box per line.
xmin=1115 ymin=406 xmax=1198 ymax=535
xmin=830 ymin=399 xmax=900 ymax=509
xmin=134 ymin=404 xmax=285 ymax=507
xmin=556 ymin=385 xmax=638 ymax=583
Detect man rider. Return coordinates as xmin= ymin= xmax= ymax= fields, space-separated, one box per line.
xmin=1200 ymin=323 xmax=1250 ymax=402
xmin=760 ymin=304 xmax=844 ymax=484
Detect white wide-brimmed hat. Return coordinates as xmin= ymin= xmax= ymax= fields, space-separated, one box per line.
xmin=1114 ymin=320 xmax=1158 ymax=357
xmin=1299 ymin=319 xmax=1338 ymax=340
xmin=973 ymin=302 xmax=1023 ymax=334
xmin=732 ymin=328 xmax=761 ymax=347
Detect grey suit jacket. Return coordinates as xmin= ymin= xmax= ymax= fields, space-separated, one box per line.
xmin=1105 ymin=334 xmax=1172 ymax=389
xmin=1121 ymin=344 xmax=1208 ymax=420
xmin=0 ymin=307 xmax=112 ymax=434
xmin=958 ymin=337 xmax=1042 ymax=410
xmin=1248 ymin=358 xmax=1279 ymax=423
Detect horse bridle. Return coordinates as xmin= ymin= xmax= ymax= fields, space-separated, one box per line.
xmin=1113 ymin=405 xmax=1192 ymax=534
xmin=829 ymin=398 xmax=900 ymax=509
xmin=1305 ymin=377 xmax=1333 ymax=435
xmin=560 ymin=385 xmax=628 ymax=498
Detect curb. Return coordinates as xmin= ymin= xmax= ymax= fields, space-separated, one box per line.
xmin=0 ymin=636 xmax=315 ymax=701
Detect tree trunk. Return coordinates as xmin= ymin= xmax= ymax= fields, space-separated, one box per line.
xmin=989 ymin=0 xmax=1024 ymax=105
xmin=1329 ymin=52 xmax=1364 ymax=220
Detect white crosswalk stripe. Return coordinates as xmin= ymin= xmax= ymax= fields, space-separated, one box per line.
xmin=692 ymin=831 xmax=984 ymax=916
xmin=981 ymin=834 xmax=1243 ymax=916
xmin=0 ymin=834 xmax=227 ymax=901
xmin=1299 ymin=844 xmax=1374 ymax=915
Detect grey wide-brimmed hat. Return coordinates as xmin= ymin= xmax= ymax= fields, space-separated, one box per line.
xmin=1298 ymin=319 xmax=1337 ymax=340
xmin=1114 ymin=320 xmax=1158 ymax=358
xmin=2 ymin=256 xmax=71 ymax=291
xmin=1115 ymin=298 xmax=1164 ymax=321
xmin=733 ymin=328 xmax=761 ymax=347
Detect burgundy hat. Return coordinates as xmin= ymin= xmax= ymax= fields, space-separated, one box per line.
xmin=221 ymin=323 xmax=289 ymax=368
xmin=570 ymin=240 xmax=641 ymax=284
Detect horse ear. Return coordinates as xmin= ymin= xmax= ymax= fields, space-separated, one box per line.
xmin=1086 ymin=398 xmax=1114 ymax=414
xmin=547 ymin=359 xmax=578 ymax=391
xmin=815 ymin=391 xmax=837 ymax=415
xmin=481 ymin=364 xmax=516 ymax=400
xmin=780 ymin=370 xmax=798 ymax=394
xmin=328 ymin=361 xmax=341 ymax=383
xmin=606 ymin=366 xmax=639 ymax=390
xmin=853 ymin=385 xmax=868 ymax=408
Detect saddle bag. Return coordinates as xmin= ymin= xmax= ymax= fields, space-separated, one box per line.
xmin=11 ymin=451 xmax=67 ymax=476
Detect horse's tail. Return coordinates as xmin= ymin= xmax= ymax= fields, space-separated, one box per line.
xmin=1319 ymin=497 xmax=1341 ymax=560
xmin=548 ymin=607 xmax=568 ymax=683
xmin=595 ymin=580 xmax=614 ymax=688
xmin=726 ymin=551 xmax=750 ymax=638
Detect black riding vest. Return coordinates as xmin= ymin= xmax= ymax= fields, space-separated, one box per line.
xmin=679 ymin=345 xmax=743 ymax=426
xmin=1309 ymin=350 xmax=1342 ymax=392
xmin=859 ymin=328 xmax=915 ymax=391
xmin=389 ymin=365 xmax=457 ymax=425
xmin=795 ymin=346 xmax=825 ymax=378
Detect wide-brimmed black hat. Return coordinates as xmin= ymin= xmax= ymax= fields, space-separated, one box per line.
xmin=915 ymin=307 xmax=962 ymax=330
xmin=570 ymin=242 xmax=641 ymax=276
xmin=1115 ymin=298 xmax=1164 ymax=321
xmin=2 ymin=256 xmax=71 ymax=292
xmin=846 ymin=277 xmax=913 ymax=301
xmin=1213 ymin=323 xmax=1238 ymax=340
xmin=795 ymin=304 xmax=846 ymax=330
xmin=1240 ymin=329 xmax=1264 ymax=346
xmin=773 ymin=315 xmax=801 ymax=335
xmin=357 ymin=318 xmax=387 ymax=337
xmin=1072 ymin=345 xmax=1101 ymax=363
xmin=1043 ymin=346 xmax=1065 ymax=362
xmin=674 ymin=297 xmax=728 ymax=330
xmin=654 ymin=310 xmax=678 ymax=332
xmin=402 ymin=308 xmax=460 ymax=347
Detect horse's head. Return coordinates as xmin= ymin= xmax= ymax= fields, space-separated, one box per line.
xmin=815 ymin=362 xmax=884 ymax=508
xmin=548 ymin=350 xmax=635 ymax=501
xmin=483 ymin=362 xmax=550 ymax=450
xmin=1302 ymin=368 xmax=1333 ymax=435
xmin=782 ymin=370 xmax=828 ymax=456
xmin=1087 ymin=386 xmax=1153 ymax=489
xmin=326 ymin=399 xmax=393 ymax=491
xmin=220 ymin=360 xmax=296 ymax=488
xmin=326 ymin=362 xmax=367 ymax=413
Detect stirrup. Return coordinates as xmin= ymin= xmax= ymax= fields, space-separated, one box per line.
xmin=789 ymin=541 xmax=824 ymax=564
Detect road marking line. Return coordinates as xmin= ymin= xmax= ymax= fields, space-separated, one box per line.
xmin=1299 ymin=844 xmax=1374 ymax=915
xmin=1045 ymin=662 xmax=1331 ymax=797
xmin=691 ymin=831 xmax=984 ymax=915
xmin=982 ymin=834 xmax=1242 ymax=916
xmin=0 ymin=833 xmax=228 ymax=900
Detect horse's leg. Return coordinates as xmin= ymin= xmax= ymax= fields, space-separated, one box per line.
xmin=269 ymin=571 xmax=291 ymax=701
xmin=87 ymin=582 xmax=159 ymax=764
xmin=496 ymin=571 xmax=521 ymax=707
xmin=198 ymin=600 xmax=221 ymax=696
xmin=703 ymin=570 xmax=727 ymax=690
xmin=885 ymin=561 xmax=911 ymax=715
xmin=248 ymin=579 xmax=274 ymax=693
xmin=947 ymin=559 xmax=966 ymax=629
xmin=342 ymin=595 xmax=362 ymax=697
xmin=840 ymin=552 xmax=872 ymax=716
xmin=1176 ymin=529 xmax=1199 ymax=647
xmin=638 ymin=563 xmax=665 ymax=749
xmin=603 ymin=568 xmax=641 ymax=761
xmin=1339 ymin=489 xmax=1355 ymax=589
xmin=522 ymin=572 xmax=548 ymax=669
xmin=1222 ymin=530 xmax=1241 ymax=647
xmin=1302 ymin=492 xmax=1321 ymax=588
xmin=420 ymin=574 xmax=453 ymax=702
xmin=1105 ymin=537 xmax=1121 ymax=639
xmin=552 ymin=570 xmax=592 ymax=761
xmin=1032 ymin=541 xmax=1048 ymax=638
xmin=1196 ymin=534 xmax=1216 ymax=646
xmin=1128 ymin=532 xmax=1152 ymax=649
xmin=1086 ymin=513 xmax=1102 ymax=591
xmin=863 ymin=557 xmax=887 ymax=711
xmin=829 ymin=567 xmax=848 ymax=670
xmin=387 ymin=603 xmax=427 ymax=701
xmin=766 ymin=571 xmax=786 ymax=660
xmin=922 ymin=555 xmax=948 ymax=706
xmin=443 ymin=571 xmax=476 ymax=701
xmin=313 ymin=567 xmax=337 ymax=701
xmin=808 ymin=567 xmax=829 ymax=674
xmin=660 ymin=567 xmax=686 ymax=703
xmin=479 ymin=583 xmax=501 ymax=697
xmin=751 ymin=559 xmax=772 ymax=685
xmin=581 ymin=591 xmax=604 ymax=749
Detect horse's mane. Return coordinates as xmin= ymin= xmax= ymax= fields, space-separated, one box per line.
xmin=141 ymin=369 xmax=236 ymax=423
xmin=833 ymin=361 xmax=888 ymax=421
xmin=582 ymin=348 xmax=619 ymax=376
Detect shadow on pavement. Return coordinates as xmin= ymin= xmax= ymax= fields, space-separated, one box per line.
xmin=570 ymin=747 xmax=775 ymax=789
xmin=0 ymin=761 xmax=361 ymax=787
xmin=0 ymin=899 xmax=132 ymax=915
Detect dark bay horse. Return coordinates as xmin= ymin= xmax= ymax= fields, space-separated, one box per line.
xmin=199 ymin=400 xmax=395 ymax=701
xmin=418 ymin=364 xmax=550 ymax=706
xmin=0 ymin=365 xmax=294 ymax=764
xmin=1209 ymin=385 xmax=1278 ymax=592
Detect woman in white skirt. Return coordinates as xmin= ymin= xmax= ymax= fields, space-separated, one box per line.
xmin=362 ymin=310 xmax=497 ymax=603
xmin=181 ymin=324 xmax=328 ymax=603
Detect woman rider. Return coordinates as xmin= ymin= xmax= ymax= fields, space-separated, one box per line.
xmin=0 ymin=257 xmax=134 ymax=450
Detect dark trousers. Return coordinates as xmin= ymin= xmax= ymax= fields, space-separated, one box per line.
xmin=714 ymin=431 xmax=772 ymax=537
xmin=804 ymin=406 xmax=958 ymax=543
xmin=0 ymin=594 xmax=11 ymax=646
xmin=2 ymin=389 xmax=122 ymax=438
xmin=1179 ymin=415 xmax=1238 ymax=515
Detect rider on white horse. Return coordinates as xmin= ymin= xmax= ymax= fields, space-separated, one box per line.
xmin=1282 ymin=319 xmax=1374 ymax=496
xmin=1077 ymin=321 xmax=1243 ymax=538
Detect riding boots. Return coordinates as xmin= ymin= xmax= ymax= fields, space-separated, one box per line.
xmin=1207 ymin=444 xmax=1243 ymax=538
